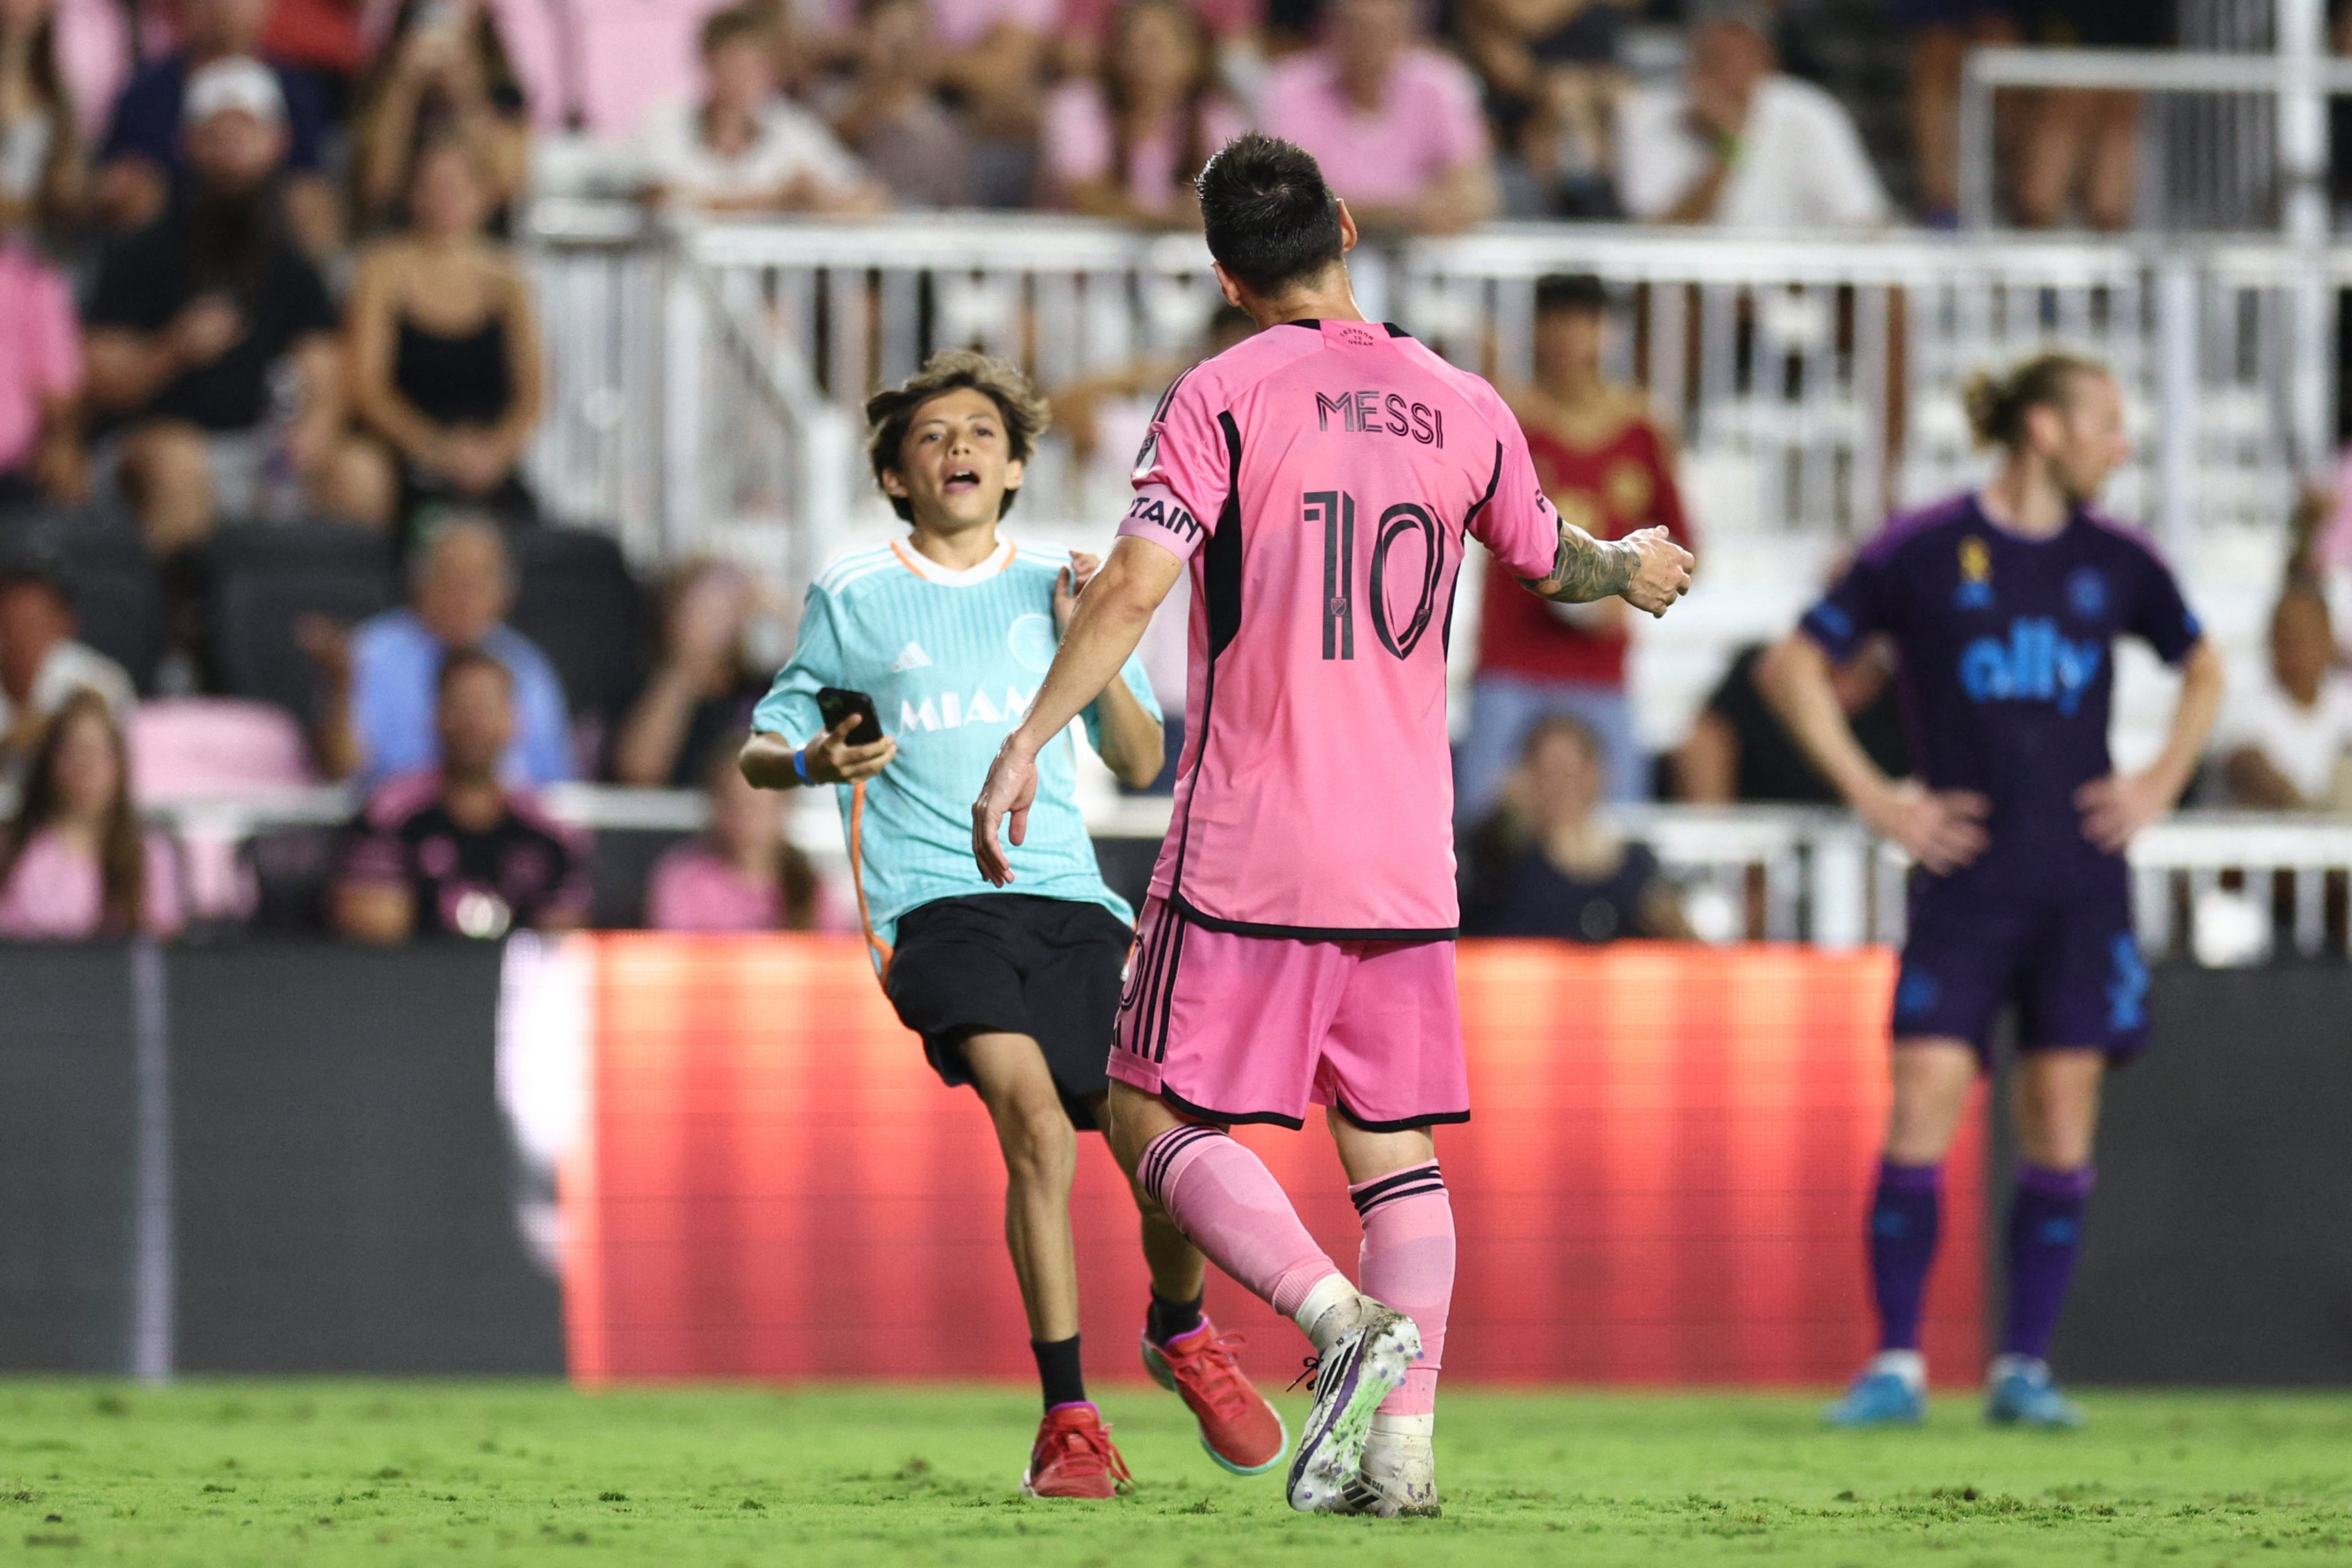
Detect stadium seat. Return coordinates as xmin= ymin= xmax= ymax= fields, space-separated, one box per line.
xmin=128 ymin=699 xmax=319 ymax=924
xmin=208 ymin=525 xmax=400 ymax=729
xmin=507 ymin=525 xmax=649 ymax=762
xmin=587 ymin=826 xmax=696 ymax=929
xmin=240 ymin=824 xmax=343 ymax=934
xmin=0 ymin=510 xmax=163 ymax=693
xmin=491 ymin=0 xmax=700 ymax=137
xmin=127 ymin=698 xmax=316 ymax=801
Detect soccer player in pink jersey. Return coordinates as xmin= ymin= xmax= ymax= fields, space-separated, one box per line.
xmin=972 ymin=133 xmax=1692 ymax=1515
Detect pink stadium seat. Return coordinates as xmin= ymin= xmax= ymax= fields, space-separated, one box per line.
xmin=129 ymin=699 xmax=318 ymax=923
xmin=128 ymin=698 xmax=316 ymax=802
xmin=491 ymin=0 xmax=702 ymax=137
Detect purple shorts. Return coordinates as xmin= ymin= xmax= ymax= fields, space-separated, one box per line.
xmin=1111 ymin=897 xmax=1469 ymax=1131
xmin=1891 ymin=859 xmax=2150 ymax=1063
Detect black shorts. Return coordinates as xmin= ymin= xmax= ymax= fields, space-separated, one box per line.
xmin=885 ymin=894 xmax=1133 ymax=1131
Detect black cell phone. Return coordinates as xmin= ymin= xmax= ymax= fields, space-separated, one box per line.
xmin=816 ymin=686 xmax=884 ymax=746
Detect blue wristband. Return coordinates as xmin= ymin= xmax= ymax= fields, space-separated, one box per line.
xmin=792 ymin=745 xmax=812 ymax=784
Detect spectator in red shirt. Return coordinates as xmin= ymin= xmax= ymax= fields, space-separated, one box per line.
xmin=1460 ymin=273 xmax=1691 ymax=818
xmin=334 ymin=645 xmax=589 ymax=942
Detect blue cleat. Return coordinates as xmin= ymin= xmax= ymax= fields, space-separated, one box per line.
xmin=1822 ymin=1353 xmax=1927 ymax=1428
xmin=1984 ymin=1357 xmax=2084 ymax=1429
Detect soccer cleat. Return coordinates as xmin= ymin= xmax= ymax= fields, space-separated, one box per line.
xmin=1984 ymin=1356 xmax=2084 ymax=1429
xmin=1284 ymin=1300 xmax=1421 ymax=1513
xmin=1334 ymin=1416 xmax=1441 ymax=1518
xmin=1823 ymin=1352 xmax=1928 ymax=1428
xmin=1020 ymin=1403 xmax=1133 ymax=1499
xmin=1141 ymin=1319 xmax=1288 ymax=1475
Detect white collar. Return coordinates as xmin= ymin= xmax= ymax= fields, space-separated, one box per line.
xmin=892 ymin=534 xmax=1015 ymax=585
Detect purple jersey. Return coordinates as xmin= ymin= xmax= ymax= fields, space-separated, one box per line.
xmin=1800 ymin=493 xmax=2202 ymax=885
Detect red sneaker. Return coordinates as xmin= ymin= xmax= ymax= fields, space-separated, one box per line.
xmin=1142 ymin=1319 xmax=1288 ymax=1475
xmin=1020 ymin=1403 xmax=1132 ymax=1499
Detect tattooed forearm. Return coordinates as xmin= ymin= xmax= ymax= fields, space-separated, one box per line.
xmin=1518 ymin=524 xmax=1636 ymax=604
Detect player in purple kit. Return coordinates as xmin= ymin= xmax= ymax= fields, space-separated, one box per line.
xmin=1761 ymin=353 xmax=2223 ymax=1428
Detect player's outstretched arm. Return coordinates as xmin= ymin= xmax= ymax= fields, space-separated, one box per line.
xmin=1055 ymin=551 xmax=1165 ymax=790
xmin=973 ymin=536 xmax=1184 ymax=885
xmin=1758 ymin=630 xmax=1990 ymax=875
xmin=1521 ymin=522 xmax=1692 ymax=615
xmin=2074 ymin=637 xmax=2224 ymax=852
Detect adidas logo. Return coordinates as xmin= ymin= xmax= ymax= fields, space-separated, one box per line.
xmin=891 ymin=641 xmax=934 ymax=672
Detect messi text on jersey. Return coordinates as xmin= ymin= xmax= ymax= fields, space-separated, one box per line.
xmin=1314 ymin=390 xmax=1446 ymax=446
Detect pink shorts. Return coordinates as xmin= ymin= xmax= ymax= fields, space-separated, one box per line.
xmin=1110 ymin=897 xmax=1468 ymax=1131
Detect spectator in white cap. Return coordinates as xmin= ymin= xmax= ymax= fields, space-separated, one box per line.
xmin=80 ymin=57 xmax=392 ymax=554
xmin=1615 ymin=1 xmax=1889 ymax=231
xmin=93 ymin=0 xmax=338 ymax=253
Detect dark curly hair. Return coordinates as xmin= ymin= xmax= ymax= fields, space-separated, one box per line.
xmin=864 ymin=350 xmax=1053 ymax=522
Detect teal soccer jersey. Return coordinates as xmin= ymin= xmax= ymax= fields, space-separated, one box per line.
xmin=753 ymin=536 xmax=1159 ymax=956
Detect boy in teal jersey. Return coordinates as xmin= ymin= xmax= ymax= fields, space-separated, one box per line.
xmin=741 ymin=352 xmax=1285 ymax=1498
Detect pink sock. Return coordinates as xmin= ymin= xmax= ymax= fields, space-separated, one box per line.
xmin=1139 ymin=1124 xmax=1341 ymax=1319
xmin=1351 ymin=1160 xmax=1453 ymax=1416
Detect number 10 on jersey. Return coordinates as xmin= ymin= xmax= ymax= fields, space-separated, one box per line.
xmin=1309 ymin=488 xmax=1446 ymax=663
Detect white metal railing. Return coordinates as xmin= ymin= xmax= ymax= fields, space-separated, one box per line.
xmin=522 ymin=207 xmax=2339 ymax=591
xmin=1389 ymin=227 xmax=2339 ymax=543
xmin=1956 ymin=44 xmax=2352 ymax=234
xmin=127 ymin=790 xmax=2352 ymax=959
xmin=521 ymin=202 xmax=852 ymax=579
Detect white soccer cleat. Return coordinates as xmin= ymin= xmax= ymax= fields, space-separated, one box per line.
xmin=1284 ymin=1295 xmax=1421 ymax=1513
xmin=1335 ymin=1414 xmax=1441 ymax=1518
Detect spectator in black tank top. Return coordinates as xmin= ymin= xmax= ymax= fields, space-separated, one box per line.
xmin=346 ymin=136 xmax=543 ymax=546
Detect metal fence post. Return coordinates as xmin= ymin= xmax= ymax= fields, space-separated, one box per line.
xmin=660 ymin=256 xmax=704 ymax=560
xmin=2156 ymin=258 xmax=2199 ymax=555
xmin=2280 ymin=0 xmax=2330 ymax=244
xmin=1808 ymin=822 xmax=1868 ymax=951
xmin=1958 ymin=51 xmax=1996 ymax=229
xmin=130 ymin=939 xmax=173 ymax=1384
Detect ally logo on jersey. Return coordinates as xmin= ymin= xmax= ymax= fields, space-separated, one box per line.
xmin=1958 ymin=617 xmax=2103 ymax=716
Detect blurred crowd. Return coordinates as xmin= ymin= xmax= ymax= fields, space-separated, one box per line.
xmin=6 ymin=268 xmax=2350 ymax=953
xmin=0 ymin=0 xmax=2301 ymax=578
xmin=3 ymin=0 xmax=2351 ymax=949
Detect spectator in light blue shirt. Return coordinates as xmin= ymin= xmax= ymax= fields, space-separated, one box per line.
xmin=327 ymin=516 xmax=573 ymax=787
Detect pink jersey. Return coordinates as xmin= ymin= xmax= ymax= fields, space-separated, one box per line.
xmin=1117 ymin=318 xmax=1561 ymax=937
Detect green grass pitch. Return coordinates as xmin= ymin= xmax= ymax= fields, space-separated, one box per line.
xmin=2 ymin=1381 xmax=2347 ymax=1566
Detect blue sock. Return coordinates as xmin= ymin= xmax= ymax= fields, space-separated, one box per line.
xmin=1868 ymin=1160 xmax=1942 ymax=1352
xmin=2001 ymin=1164 xmax=2094 ymax=1362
